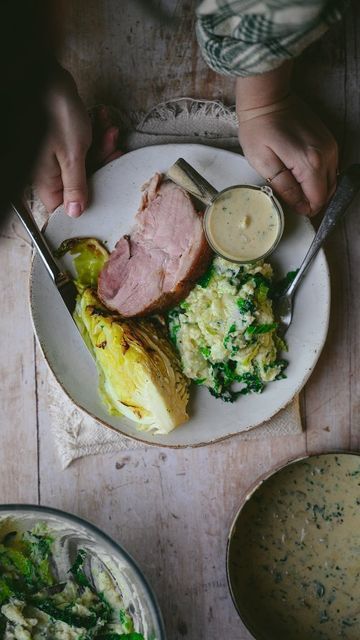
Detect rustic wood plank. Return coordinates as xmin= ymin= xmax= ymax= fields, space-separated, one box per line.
xmin=341 ymin=3 xmax=360 ymax=451
xmin=59 ymin=0 xmax=234 ymax=113
xmin=0 ymin=217 xmax=38 ymax=503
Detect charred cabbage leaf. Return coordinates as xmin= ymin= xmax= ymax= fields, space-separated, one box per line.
xmin=75 ymin=288 xmax=189 ymax=434
xmin=55 ymin=237 xmax=109 ymax=290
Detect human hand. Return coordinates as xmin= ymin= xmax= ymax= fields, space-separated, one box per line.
xmin=33 ymin=66 xmax=91 ymax=217
xmin=236 ymin=63 xmax=338 ymax=217
xmin=237 ymin=94 xmax=338 ymax=216
xmin=34 ymin=67 xmax=122 ymax=217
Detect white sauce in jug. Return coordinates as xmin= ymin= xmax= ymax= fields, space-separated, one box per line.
xmin=205 ymin=186 xmax=281 ymax=262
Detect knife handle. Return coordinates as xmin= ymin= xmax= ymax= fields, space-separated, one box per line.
xmin=11 ymin=197 xmax=69 ymax=286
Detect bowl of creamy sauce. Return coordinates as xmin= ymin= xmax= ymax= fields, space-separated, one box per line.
xmin=204 ymin=185 xmax=284 ymax=263
xmin=227 ymin=453 xmax=360 ymax=640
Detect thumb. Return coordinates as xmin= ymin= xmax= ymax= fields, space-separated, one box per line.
xmin=60 ymin=150 xmax=88 ymax=218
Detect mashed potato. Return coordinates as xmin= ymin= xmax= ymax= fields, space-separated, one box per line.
xmin=168 ymin=257 xmax=287 ymax=402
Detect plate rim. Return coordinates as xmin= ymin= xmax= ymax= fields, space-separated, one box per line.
xmin=29 ymin=143 xmax=331 ymax=448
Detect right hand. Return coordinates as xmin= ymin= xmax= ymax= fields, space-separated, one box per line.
xmin=34 ymin=67 xmax=121 ymax=217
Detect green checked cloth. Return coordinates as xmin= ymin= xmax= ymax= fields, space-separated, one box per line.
xmin=196 ymin=0 xmax=349 ymax=76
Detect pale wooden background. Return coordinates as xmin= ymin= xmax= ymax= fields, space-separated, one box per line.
xmin=1 ymin=1 xmax=359 ymax=638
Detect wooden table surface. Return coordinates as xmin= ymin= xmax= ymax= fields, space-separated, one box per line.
xmin=1 ymin=1 xmax=360 ymax=638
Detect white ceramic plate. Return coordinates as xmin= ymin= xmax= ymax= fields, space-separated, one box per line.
xmin=30 ymin=144 xmax=330 ymax=447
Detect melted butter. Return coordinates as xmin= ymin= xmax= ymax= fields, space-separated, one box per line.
xmin=228 ymin=454 xmax=360 ymax=640
xmin=205 ymin=187 xmax=280 ymax=262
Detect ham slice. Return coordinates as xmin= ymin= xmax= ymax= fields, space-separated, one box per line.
xmin=98 ymin=173 xmax=213 ymax=317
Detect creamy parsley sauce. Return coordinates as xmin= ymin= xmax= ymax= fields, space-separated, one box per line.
xmin=228 ymin=454 xmax=360 ymax=640
xmin=205 ymin=187 xmax=281 ymax=262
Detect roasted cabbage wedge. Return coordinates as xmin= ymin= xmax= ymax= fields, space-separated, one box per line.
xmin=58 ymin=238 xmax=189 ymax=434
xmin=75 ymin=289 xmax=189 ymax=434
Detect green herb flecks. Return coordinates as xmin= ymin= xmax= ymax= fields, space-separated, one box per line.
xmin=240 ymin=272 xmax=271 ymax=290
xmin=167 ymin=308 xmax=184 ymax=345
xmin=69 ymin=549 xmax=92 ymax=589
xmin=237 ymin=372 xmax=264 ymax=394
xmin=70 ymin=550 xmax=112 ymax=623
xmin=119 ymin=608 xmax=135 ymax=633
xmin=197 ymin=265 xmax=214 ymax=288
xmin=31 ymin=597 xmax=98 ymax=629
xmin=23 ymin=530 xmax=54 ymax=587
xmin=237 ymin=298 xmax=255 ymax=314
xmin=256 ymin=281 xmax=269 ymax=304
xmin=246 ymin=323 xmax=278 ymax=336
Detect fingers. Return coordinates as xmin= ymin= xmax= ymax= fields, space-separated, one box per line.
xmin=299 ymin=173 xmax=328 ymax=216
xmin=295 ymin=145 xmax=338 ymax=216
xmin=59 ymin=147 xmax=88 ymax=217
xmin=87 ymin=125 xmax=120 ymax=172
xmin=254 ymin=148 xmax=311 ymax=215
xmin=298 ymin=147 xmax=329 ymax=215
xmin=254 ymin=145 xmax=338 ymax=217
xmin=270 ymin=167 xmax=311 ymax=215
xmin=34 ymin=145 xmax=88 ymax=217
xmin=87 ymin=103 xmax=122 ymax=173
xmin=33 ymin=152 xmax=64 ymax=213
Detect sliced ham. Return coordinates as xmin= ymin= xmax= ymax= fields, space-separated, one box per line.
xmin=98 ymin=173 xmax=213 ymax=317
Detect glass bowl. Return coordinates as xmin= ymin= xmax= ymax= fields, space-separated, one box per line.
xmin=203 ymin=184 xmax=284 ymax=264
xmin=0 ymin=504 xmax=166 ymax=639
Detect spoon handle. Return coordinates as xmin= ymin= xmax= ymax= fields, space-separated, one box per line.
xmin=286 ymin=164 xmax=360 ymax=297
xmin=166 ymin=158 xmax=218 ymax=205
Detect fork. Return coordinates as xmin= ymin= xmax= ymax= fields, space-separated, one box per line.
xmin=275 ymin=164 xmax=360 ymax=335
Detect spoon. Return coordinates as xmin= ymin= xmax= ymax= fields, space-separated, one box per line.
xmin=276 ymin=164 xmax=360 ymax=334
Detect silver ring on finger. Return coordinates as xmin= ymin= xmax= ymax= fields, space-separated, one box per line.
xmin=266 ymin=167 xmax=289 ymax=184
